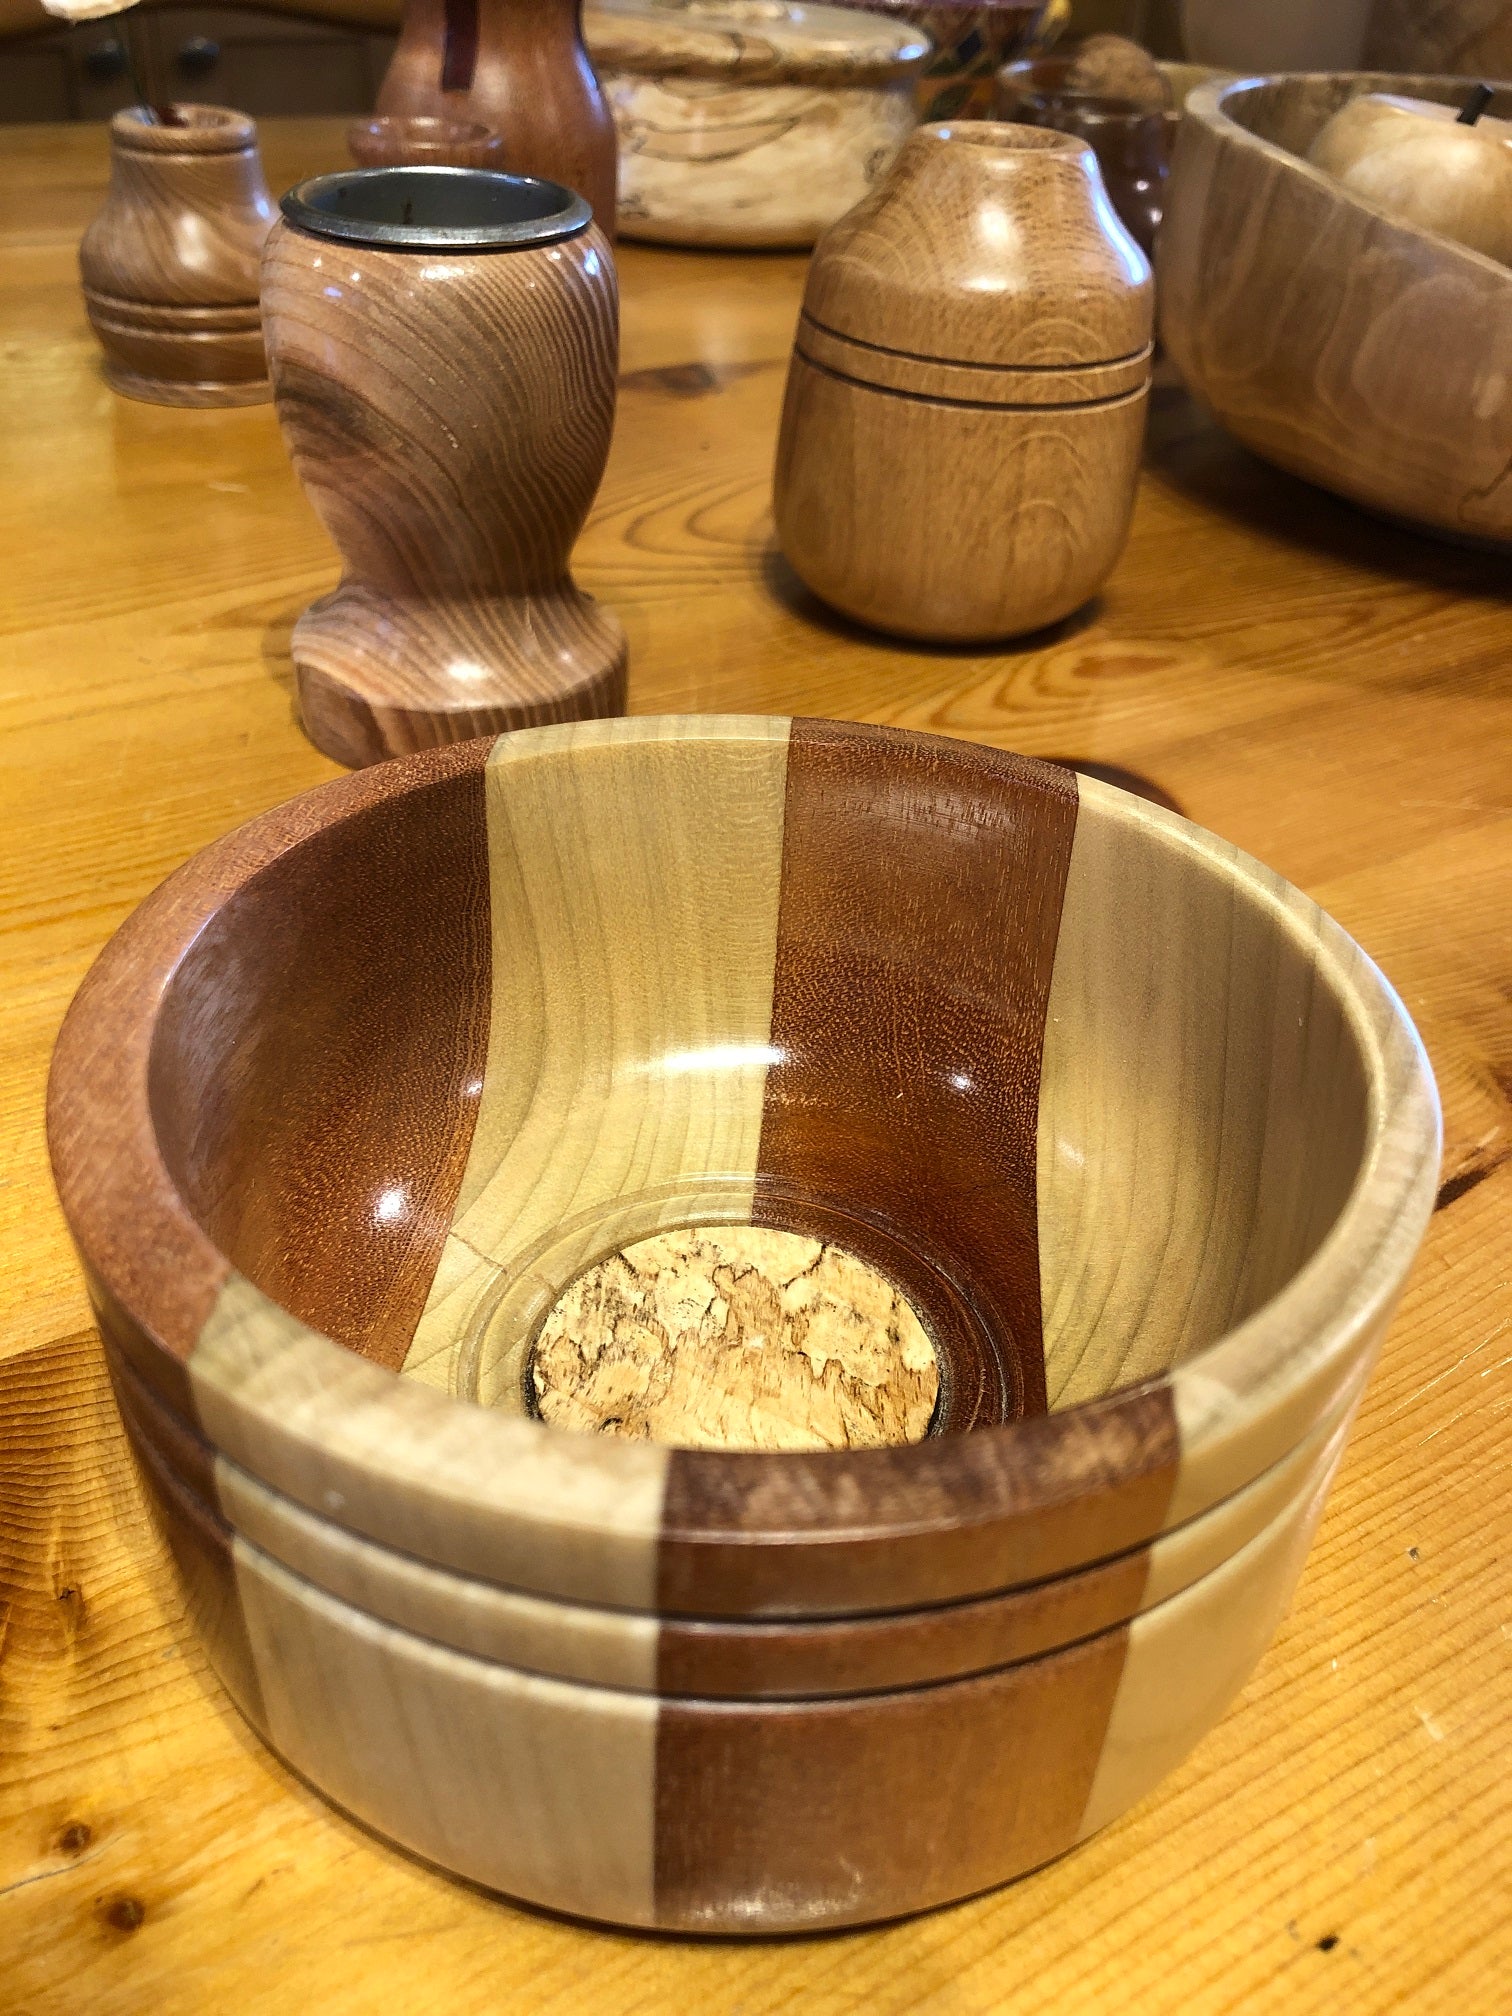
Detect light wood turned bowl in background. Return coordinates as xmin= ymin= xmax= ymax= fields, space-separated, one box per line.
xmin=49 ymin=717 xmax=1439 ymax=1615
xmin=1159 ymin=73 xmax=1512 ymax=548
xmin=584 ymin=0 xmax=930 ymax=251
xmin=261 ymin=168 xmax=627 ymax=766
xmin=78 ymin=104 xmax=275 ymax=408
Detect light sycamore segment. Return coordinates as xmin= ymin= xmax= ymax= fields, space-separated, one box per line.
xmin=1076 ymin=1439 xmax=1341 ymax=1842
xmin=608 ymin=76 xmax=917 ymax=250
xmin=191 ymin=1273 xmax=670 ymax=1606
xmin=403 ymin=716 xmax=792 ymax=1408
xmin=232 ymin=1540 xmax=659 ymax=1927
xmin=202 ymin=1360 xmax=1357 ymax=1695
xmin=215 ymin=1455 xmax=661 ymax=1690
xmin=1039 ymin=778 xmax=1439 ymax=1521
xmin=531 ymin=1226 xmax=940 ymax=1452
xmin=1040 ymin=777 xmax=1369 ymax=1409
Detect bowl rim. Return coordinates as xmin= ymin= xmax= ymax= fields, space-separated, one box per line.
xmin=47 ymin=719 xmax=1440 ymax=1614
xmin=1185 ymin=70 xmax=1512 ymax=280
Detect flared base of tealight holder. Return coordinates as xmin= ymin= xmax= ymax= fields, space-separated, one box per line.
xmin=293 ymin=583 xmax=630 ymax=768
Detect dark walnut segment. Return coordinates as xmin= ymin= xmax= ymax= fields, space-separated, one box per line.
xmin=756 ymin=720 xmax=1078 ymax=1426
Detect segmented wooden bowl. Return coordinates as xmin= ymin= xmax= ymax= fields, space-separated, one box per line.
xmin=49 ymin=717 xmax=1438 ymax=1621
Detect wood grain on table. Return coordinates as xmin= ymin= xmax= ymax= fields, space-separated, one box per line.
xmin=1 ymin=117 xmax=1509 ymax=2015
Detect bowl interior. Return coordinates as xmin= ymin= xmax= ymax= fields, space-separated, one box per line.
xmin=1216 ymin=71 xmax=1512 ymax=162
xmin=147 ymin=720 xmax=1375 ymax=1445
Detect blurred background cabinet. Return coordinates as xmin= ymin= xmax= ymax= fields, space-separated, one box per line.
xmin=0 ymin=0 xmax=1186 ymax=124
xmin=2 ymin=0 xmax=1500 ymax=127
xmin=0 ymin=1 xmax=398 ymax=121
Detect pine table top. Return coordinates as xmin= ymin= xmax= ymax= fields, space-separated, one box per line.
xmin=1 ymin=116 xmax=1509 ymax=2016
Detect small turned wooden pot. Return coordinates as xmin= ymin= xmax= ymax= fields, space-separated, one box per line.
xmin=261 ymin=168 xmax=627 ymax=767
xmin=774 ymin=123 xmax=1154 ymax=641
xmin=347 ymin=114 xmax=506 ymax=169
xmin=378 ymin=0 xmax=618 ymax=232
xmin=78 ymin=104 xmax=275 ymax=408
xmin=584 ymin=0 xmax=930 ymax=250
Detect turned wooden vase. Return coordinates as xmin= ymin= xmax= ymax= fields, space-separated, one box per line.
xmin=261 ymin=167 xmax=627 ymax=767
xmin=774 ymin=122 xmax=1154 ymax=642
xmin=378 ymin=0 xmax=618 ymax=231
xmin=78 ymin=104 xmax=275 ymax=408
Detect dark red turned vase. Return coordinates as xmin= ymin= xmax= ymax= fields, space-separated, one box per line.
xmin=378 ymin=0 xmax=617 ymax=232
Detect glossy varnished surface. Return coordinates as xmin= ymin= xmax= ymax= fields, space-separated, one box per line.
xmin=378 ymin=0 xmax=619 ymax=231
xmin=261 ymin=194 xmax=627 ymax=763
xmin=78 ymin=105 xmax=276 ymax=407
xmin=775 ymin=123 xmax=1154 ymax=638
xmin=2 ymin=112 xmax=1510 ymax=2009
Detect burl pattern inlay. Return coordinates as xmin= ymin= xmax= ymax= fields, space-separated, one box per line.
xmin=530 ymin=1227 xmax=939 ymax=1452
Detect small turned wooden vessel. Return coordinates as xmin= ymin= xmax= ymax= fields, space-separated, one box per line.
xmin=78 ymin=105 xmax=274 ymax=408
xmin=378 ymin=0 xmax=617 ymax=231
xmin=261 ymin=168 xmax=627 ymax=767
xmin=584 ymin=0 xmax=930 ymax=250
xmin=347 ymin=114 xmax=506 ymax=169
xmin=774 ymin=123 xmax=1154 ymax=641
xmin=47 ymin=719 xmax=1440 ymax=1629
xmin=996 ymin=56 xmax=1171 ymax=254
xmin=1159 ymin=74 xmax=1512 ymax=548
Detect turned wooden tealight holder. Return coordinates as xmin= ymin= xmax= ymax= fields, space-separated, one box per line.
xmin=379 ymin=0 xmax=617 ymax=231
xmin=262 ymin=168 xmax=627 ymax=767
xmin=78 ymin=104 xmax=275 ymax=407
xmin=774 ymin=121 xmax=1154 ymax=642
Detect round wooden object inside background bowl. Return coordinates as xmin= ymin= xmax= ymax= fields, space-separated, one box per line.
xmin=48 ymin=718 xmax=1439 ymax=1627
xmin=1158 ymin=72 xmax=1512 ymax=548
xmin=347 ymin=115 xmax=506 ymax=170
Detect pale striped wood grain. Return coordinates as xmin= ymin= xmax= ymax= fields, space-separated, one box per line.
xmin=113 ymin=1348 xmax=1363 ymax=1695
xmin=403 ymin=716 xmax=790 ymax=1404
xmin=3 ymin=114 xmax=1508 ymax=2010
xmin=110 ymin=1392 xmax=1352 ymax=1932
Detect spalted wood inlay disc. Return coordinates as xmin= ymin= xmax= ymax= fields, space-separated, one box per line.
xmin=529 ymin=1226 xmax=940 ymax=1452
